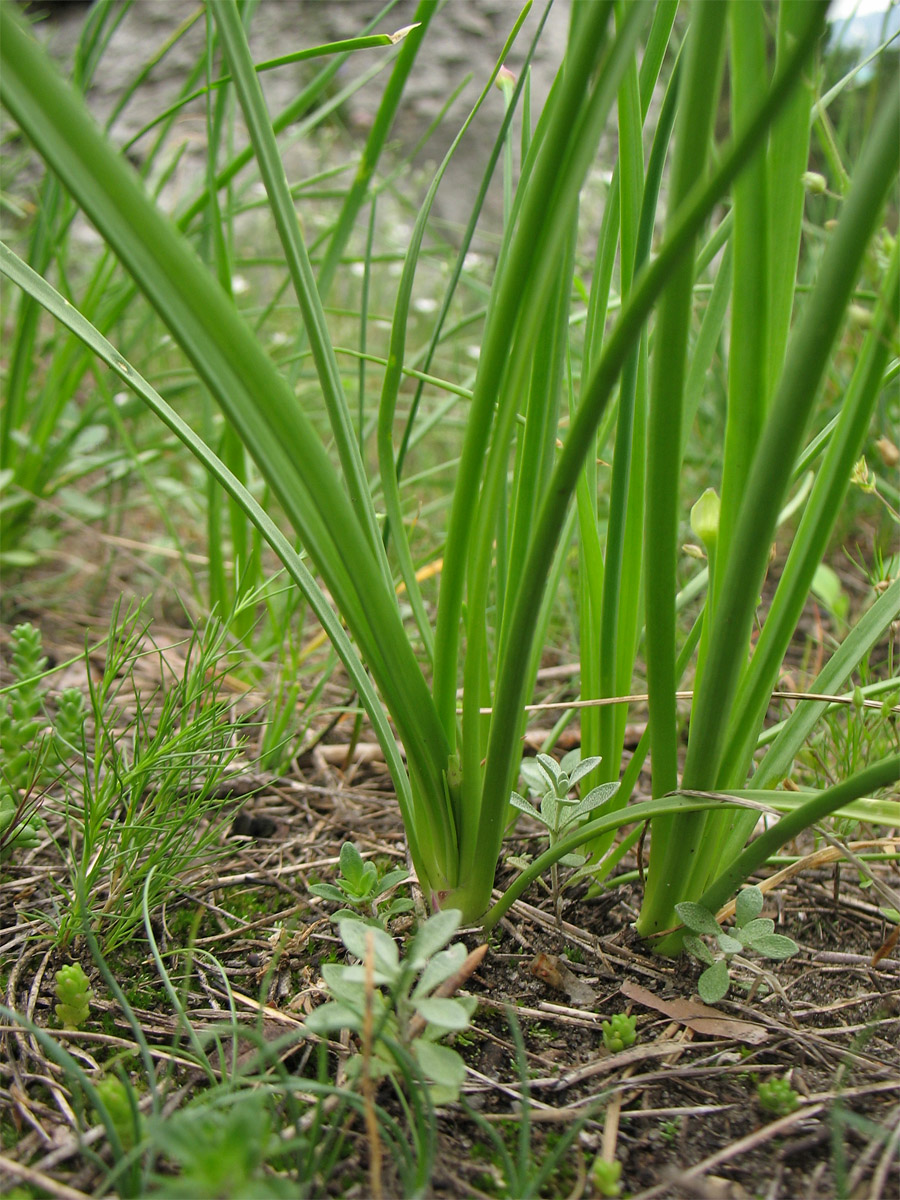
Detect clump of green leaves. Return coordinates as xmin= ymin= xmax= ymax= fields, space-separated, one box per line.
xmin=602 ymin=1012 xmax=637 ymax=1053
xmin=511 ymin=753 xmax=619 ymax=920
xmin=309 ymin=841 xmax=413 ymax=927
xmin=677 ymin=886 xmax=799 ymax=1004
xmin=306 ymin=909 xmax=476 ymax=1104
xmin=54 ymin=961 xmax=93 ymax=1029
xmin=756 ymin=1076 xmax=800 ymax=1117
xmin=658 ymin=1118 xmax=679 ymax=1144
xmin=148 ymin=1093 xmax=292 ymax=1199
xmin=0 ymin=622 xmax=85 ymax=859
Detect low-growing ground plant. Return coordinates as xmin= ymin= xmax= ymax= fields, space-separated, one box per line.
xmin=49 ymin=605 xmax=246 ymax=952
xmin=756 ymin=1076 xmax=801 ymax=1118
xmin=676 ymin=885 xmax=799 ymax=1004
xmin=146 ymin=1094 xmax=293 ymax=1200
xmin=601 ymin=1012 xmax=638 ymax=1053
xmin=511 ymin=753 xmax=619 ymax=924
xmin=462 ymin=1012 xmax=599 ymax=1199
xmin=309 ymin=840 xmax=413 ymax=927
xmin=93 ymin=1076 xmax=143 ymax=1155
xmin=0 ymin=622 xmax=85 ymax=859
xmin=306 ymin=909 xmax=478 ymax=1104
xmin=54 ymin=961 xmax=93 ymax=1030
xmin=590 ymin=1157 xmax=623 ymax=1198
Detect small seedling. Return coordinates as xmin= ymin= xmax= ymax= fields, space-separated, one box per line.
xmin=658 ymin=1118 xmax=679 ymax=1144
xmin=676 ymin=886 xmax=798 ymax=1004
xmin=590 ymin=1157 xmax=622 ymax=1197
xmin=0 ymin=622 xmax=85 ymax=861
xmin=309 ymin=840 xmax=413 ymax=927
xmin=147 ymin=1093 xmax=291 ymax=1198
xmin=94 ymin=1076 xmax=142 ymax=1151
xmin=511 ymin=752 xmax=618 ymax=923
xmin=55 ymin=962 xmax=93 ymax=1029
xmin=756 ymin=1076 xmax=800 ymax=1117
xmin=602 ymin=1012 xmax=637 ymax=1052
xmin=306 ymin=908 xmax=477 ymax=1103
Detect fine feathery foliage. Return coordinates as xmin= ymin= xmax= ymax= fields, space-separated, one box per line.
xmin=1 ymin=0 xmax=897 ymax=940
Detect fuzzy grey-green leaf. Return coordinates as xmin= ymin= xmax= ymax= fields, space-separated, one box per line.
xmin=675 ymin=902 xmax=721 ymax=937
xmin=749 ymin=933 xmax=799 ymax=960
xmin=734 ymin=885 xmax=764 ymax=926
xmin=413 ymin=996 xmax=472 ymax=1031
xmin=697 ymin=959 xmax=730 ymax=1004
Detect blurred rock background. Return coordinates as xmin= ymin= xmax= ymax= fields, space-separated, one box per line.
xmin=27 ymin=0 xmax=571 ymax=236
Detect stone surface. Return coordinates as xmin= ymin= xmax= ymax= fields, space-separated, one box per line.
xmin=32 ymin=0 xmax=572 ymax=233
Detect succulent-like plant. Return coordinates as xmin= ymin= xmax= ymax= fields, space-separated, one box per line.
xmin=756 ymin=1076 xmax=800 ymax=1117
xmin=93 ymin=1076 xmax=142 ymax=1151
xmin=591 ymin=1157 xmax=623 ymax=1197
xmin=54 ymin=962 xmax=93 ymax=1029
xmin=602 ymin=1012 xmax=638 ymax=1053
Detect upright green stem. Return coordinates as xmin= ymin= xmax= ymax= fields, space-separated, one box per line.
xmin=432 ymin=0 xmax=616 ymax=743
xmin=683 ymin=97 xmax=899 ymax=793
xmin=643 ymin=1 xmax=727 ymax=803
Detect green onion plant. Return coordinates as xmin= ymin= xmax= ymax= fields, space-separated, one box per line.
xmin=1 ymin=0 xmax=896 ymax=946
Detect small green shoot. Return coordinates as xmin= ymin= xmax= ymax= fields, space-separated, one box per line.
xmin=756 ymin=1076 xmax=801 ymax=1117
xmin=462 ymin=1010 xmax=599 ymax=1198
xmin=511 ymin=752 xmax=619 ymax=922
xmin=0 ymin=622 xmax=85 ymax=860
xmin=309 ymin=841 xmax=413 ymax=927
xmin=658 ymin=1118 xmax=679 ymax=1144
xmin=147 ymin=1093 xmax=292 ymax=1199
xmin=54 ymin=962 xmax=93 ymax=1029
xmin=677 ymin=886 xmax=799 ymax=1004
xmin=93 ymin=1076 xmax=142 ymax=1152
xmin=601 ymin=1012 xmax=637 ymax=1053
xmin=306 ymin=909 xmax=476 ymax=1104
xmin=590 ymin=1157 xmax=623 ymax=1197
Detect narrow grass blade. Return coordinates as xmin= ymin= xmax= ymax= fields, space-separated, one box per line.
xmin=683 ymin=96 xmax=899 ymax=791
xmin=695 ymin=757 xmax=900 ymax=921
xmin=212 ymin=1 xmax=389 ymax=577
xmin=376 ymin=3 xmax=534 ymax=658
xmin=644 ymin=0 xmax=727 ymax=802
xmin=751 ymin=575 xmax=900 ymax=790
xmin=314 ymin=0 xmax=436 ymax=300
xmin=721 ymin=242 xmax=899 ymax=785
